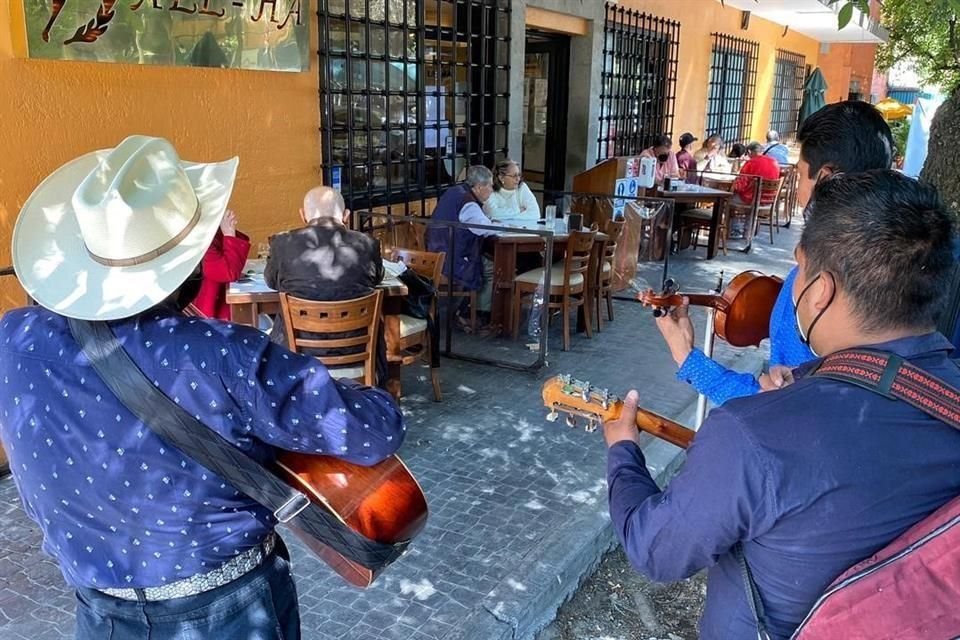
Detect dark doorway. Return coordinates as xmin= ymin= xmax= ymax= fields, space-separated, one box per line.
xmin=523 ymin=31 xmax=570 ymax=193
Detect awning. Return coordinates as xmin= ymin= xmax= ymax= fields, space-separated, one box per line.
xmin=719 ymin=0 xmax=887 ymax=44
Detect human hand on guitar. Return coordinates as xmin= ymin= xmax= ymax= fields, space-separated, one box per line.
xmin=652 ymin=295 xmax=696 ymax=366
xmin=602 ymin=390 xmax=642 ymax=448
xmin=759 ymin=365 xmax=795 ymax=392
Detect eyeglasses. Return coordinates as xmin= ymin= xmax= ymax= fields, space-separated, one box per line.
xmin=503 ymin=173 xmax=522 ymax=179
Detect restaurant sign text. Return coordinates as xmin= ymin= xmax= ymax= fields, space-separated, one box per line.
xmin=24 ymin=0 xmax=309 ymax=72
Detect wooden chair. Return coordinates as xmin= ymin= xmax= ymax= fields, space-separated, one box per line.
xmin=776 ymin=165 xmax=798 ymax=229
xmin=596 ymin=219 xmax=625 ymax=332
xmin=387 ymin=248 xmax=445 ymax=402
xmin=679 ymin=176 xmax=733 ymax=253
xmin=279 ymin=290 xmax=383 ymax=386
xmin=511 ymin=230 xmax=596 ymax=351
xmin=752 ymin=177 xmax=786 ymax=245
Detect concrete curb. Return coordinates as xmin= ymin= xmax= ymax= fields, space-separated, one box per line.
xmin=445 ymin=349 xmax=766 ymax=640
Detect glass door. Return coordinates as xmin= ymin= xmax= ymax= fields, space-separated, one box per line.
xmin=523 ymin=32 xmax=569 ymax=193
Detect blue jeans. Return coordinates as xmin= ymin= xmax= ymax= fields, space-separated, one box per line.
xmin=74 ymin=538 xmax=300 ymax=639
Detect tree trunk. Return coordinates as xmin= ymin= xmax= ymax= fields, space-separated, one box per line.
xmin=923 ymin=87 xmax=960 ymax=341
xmin=922 ymin=87 xmax=960 ymax=215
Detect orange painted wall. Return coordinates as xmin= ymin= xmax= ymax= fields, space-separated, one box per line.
xmin=620 ymin=0 xmax=821 ymax=143
xmin=0 ymin=0 xmax=322 ymax=312
xmin=818 ymin=43 xmax=878 ymax=104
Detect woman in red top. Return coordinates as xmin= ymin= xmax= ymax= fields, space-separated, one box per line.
xmin=191 ymin=209 xmax=251 ymax=320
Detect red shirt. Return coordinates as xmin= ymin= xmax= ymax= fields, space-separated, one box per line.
xmin=191 ymin=229 xmax=251 ymax=321
xmin=732 ymin=155 xmax=781 ymax=204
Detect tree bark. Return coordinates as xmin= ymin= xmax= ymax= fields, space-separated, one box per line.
xmin=922 ymin=87 xmax=960 ymax=215
xmin=923 ymin=87 xmax=960 ymax=341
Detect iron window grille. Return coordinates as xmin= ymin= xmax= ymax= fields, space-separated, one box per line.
xmin=769 ymin=49 xmax=806 ymax=139
xmin=597 ymin=2 xmax=679 ymax=162
xmin=705 ymin=33 xmax=759 ymax=147
xmin=318 ymin=0 xmax=511 ymax=214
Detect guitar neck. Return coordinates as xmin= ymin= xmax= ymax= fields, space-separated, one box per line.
xmin=635 ymin=408 xmax=695 ymax=449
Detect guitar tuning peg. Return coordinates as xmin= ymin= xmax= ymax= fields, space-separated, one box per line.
xmin=581 ymin=382 xmax=591 ymax=402
xmin=585 ymin=418 xmax=598 ymax=434
xmin=565 ymin=414 xmax=577 ymax=428
xmin=546 ymin=410 xmax=559 ymax=423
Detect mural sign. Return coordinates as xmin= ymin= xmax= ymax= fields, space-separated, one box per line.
xmin=23 ymin=0 xmax=310 ymax=71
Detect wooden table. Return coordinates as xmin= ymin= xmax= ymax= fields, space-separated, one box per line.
xmin=226 ymin=261 xmax=410 ymax=397
xmin=654 ymin=184 xmax=733 ymax=259
xmin=489 ymin=224 xmax=609 ymax=335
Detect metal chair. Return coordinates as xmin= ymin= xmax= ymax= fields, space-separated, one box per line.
xmin=387 ymin=248 xmax=445 ymax=402
xmin=511 ymin=230 xmax=596 ymax=351
xmin=279 ymin=290 xmax=383 ymax=386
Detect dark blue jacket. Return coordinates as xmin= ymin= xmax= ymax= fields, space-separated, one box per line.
xmin=608 ymin=332 xmax=960 ymax=639
xmin=426 ymin=185 xmax=484 ymax=291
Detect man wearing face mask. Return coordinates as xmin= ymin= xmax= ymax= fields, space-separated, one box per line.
xmin=654 ymin=101 xmax=894 ymax=406
xmin=605 ymin=170 xmax=960 ymax=640
xmin=640 ymin=135 xmax=680 ymax=185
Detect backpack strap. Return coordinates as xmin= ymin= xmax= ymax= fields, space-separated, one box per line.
xmin=811 ymin=348 xmax=960 ymax=431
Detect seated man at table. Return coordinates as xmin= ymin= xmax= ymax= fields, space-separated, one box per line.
xmin=676 ymin=132 xmax=698 ymax=183
xmin=654 ymin=101 xmax=894 ymax=407
xmin=763 ymin=129 xmax=790 ymax=165
xmin=731 ymin=141 xmax=781 ymax=206
xmin=426 ymin=165 xmax=498 ymax=329
xmin=265 ymin=186 xmax=384 ymax=350
xmin=640 ymin=135 xmax=680 ymax=185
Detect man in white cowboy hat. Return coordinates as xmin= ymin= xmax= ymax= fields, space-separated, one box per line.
xmin=0 ymin=136 xmax=406 ymax=638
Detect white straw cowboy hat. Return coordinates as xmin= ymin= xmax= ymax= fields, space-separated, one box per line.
xmin=12 ymin=135 xmax=238 ymax=320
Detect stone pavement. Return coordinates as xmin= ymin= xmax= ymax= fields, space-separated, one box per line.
xmin=0 ymin=223 xmax=801 ymax=640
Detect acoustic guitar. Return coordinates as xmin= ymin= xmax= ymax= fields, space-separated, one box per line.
xmin=541 ymin=375 xmax=695 ymax=449
xmin=273 ymin=453 xmax=428 ymax=588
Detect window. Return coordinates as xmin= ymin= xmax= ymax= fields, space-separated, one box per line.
xmin=597 ymin=3 xmax=679 ymax=162
xmin=770 ymin=49 xmax=806 ymax=139
xmin=705 ymin=33 xmax=759 ymax=147
xmin=318 ymin=0 xmax=511 ymax=210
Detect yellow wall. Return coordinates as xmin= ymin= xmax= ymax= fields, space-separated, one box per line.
xmin=0 ymin=0 xmax=322 ymax=311
xmin=620 ymin=0 xmax=821 ymax=144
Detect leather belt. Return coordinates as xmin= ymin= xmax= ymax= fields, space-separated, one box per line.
xmin=98 ymin=532 xmax=276 ymax=602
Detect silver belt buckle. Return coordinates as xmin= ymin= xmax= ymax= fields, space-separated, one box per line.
xmin=273 ymin=492 xmax=310 ymax=524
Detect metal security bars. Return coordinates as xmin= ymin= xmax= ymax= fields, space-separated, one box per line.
xmin=705 ymin=33 xmax=759 ymax=147
xmin=597 ymin=3 xmax=679 ymax=162
xmin=318 ymin=0 xmax=511 ymax=212
xmin=770 ymin=49 xmax=806 ymax=139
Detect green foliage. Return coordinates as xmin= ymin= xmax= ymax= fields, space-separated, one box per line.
xmin=856 ymin=0 xmax=960 ymax=92
xmin=888 ymin=119 xmax=910 ymax=158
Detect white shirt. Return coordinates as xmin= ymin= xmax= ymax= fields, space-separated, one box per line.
xmin=483 ymin=183 xmax=541 ymax=223
xmin=459 ymin=202 xmax=499 ymax=237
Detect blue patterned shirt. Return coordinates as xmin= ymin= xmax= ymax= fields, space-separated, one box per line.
xmin=676 ymin=267 xmax=815 ymax=406
xmin=0 ymin=306 xmax=405 ymax=589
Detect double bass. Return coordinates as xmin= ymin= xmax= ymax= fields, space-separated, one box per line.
xmin=639 ymin=270 xmax=783 ymax=347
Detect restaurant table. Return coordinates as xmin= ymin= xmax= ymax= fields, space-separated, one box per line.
xmin=226 ymin=260 xmax=410 ymax=397
xmin=488 ymin=222 xmax=609 ymax=336
xmin=653 ymin=184 xmax=733 ymax=259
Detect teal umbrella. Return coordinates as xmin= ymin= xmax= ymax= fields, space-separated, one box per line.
xmin=799 ymin=67 xmax=828 ymax=127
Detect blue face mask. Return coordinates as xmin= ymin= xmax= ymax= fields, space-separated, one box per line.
xmin=793 ymin=272 xmax=834 ymax=356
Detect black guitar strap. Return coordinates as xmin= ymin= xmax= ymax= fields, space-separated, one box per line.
xmin=68 ymin=317 xmax=408 ymax=571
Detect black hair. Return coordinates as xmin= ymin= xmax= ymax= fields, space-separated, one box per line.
xmin=797 ymin=101 xmax=893 ymax=179
xmin=728 ymin=143 xmax=746 ymax=158
xmin=653 ymin=135 xmax=672 ymax=149
xmin=800 ymin=171 xmax=954 ymax=332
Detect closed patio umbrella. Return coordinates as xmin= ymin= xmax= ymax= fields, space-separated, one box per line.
xmin=799 ymin=67 xmax=828 ymax=127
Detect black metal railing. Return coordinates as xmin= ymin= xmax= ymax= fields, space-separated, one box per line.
xmin=597 ymin=2 xmax=679 ymax=161
xmin=356 ymin=188 xmax=673 ymax=371
xmin=318 ymin=0 xmax=511 ymax=212
xmin=770 ymin=49 xmax=806 ymax=139
xmin=706 ymin=33 xmax=759 ymax=147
